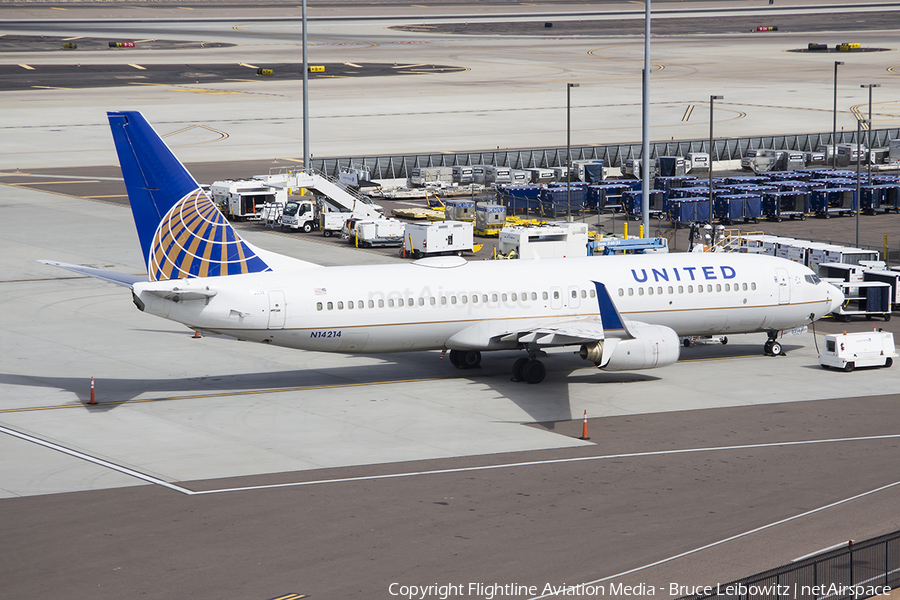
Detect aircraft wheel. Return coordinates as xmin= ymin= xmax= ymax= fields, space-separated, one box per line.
xmin=462 ymin=350 xmax=482 ymax=369
xmin=886 ymin=358 xmax=893 ymax=368
xmin=770 ymin=341 xmax=782 ymax=356
xmin=448 ymin=350 xmax=461 ymax=368
xmin=522 ymin=359 xmax=546 ymax=384
xmin=302 ymin=222 xmax=313 ymax=233
xmin=721 ymin=336 xmax=728 ymax=345
xmin=844 ymin=361 xmax=855 ymax=372
xmin=683 ymin=338 xmax=692 ymax=348
xmin=512 ymin=357 xmax=529 ymax=382
xmin=764 ymin=340 xmax=774 ymax=355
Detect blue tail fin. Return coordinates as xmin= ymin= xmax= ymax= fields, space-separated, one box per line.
xmin=108 ymin=111 xmax=270 ymax=281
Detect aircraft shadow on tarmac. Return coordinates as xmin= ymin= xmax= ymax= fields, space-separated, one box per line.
xmin=0 ymin=347 xmax=680 ymax=423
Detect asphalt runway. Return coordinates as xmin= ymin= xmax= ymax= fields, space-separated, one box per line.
xmin=2 ymin=2 xmax=900 ymax=599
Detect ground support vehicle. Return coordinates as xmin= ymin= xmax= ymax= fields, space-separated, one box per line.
xmin=211 ymin=179 xmax=286 ymax=221
xmin=280 ymin=198 xmax=319 ymax=233
xmin=497 ymin=222 xmax=589 ymax=259
xmin=342 ymin=218 xmax=405 ymax=247
xmin=861 ymin=185 xmax=900 ymax=214
xmin=819 ymin=330 xmax=897 ymax=371
xmin=402 ymin=221 xmax=474 ymax=258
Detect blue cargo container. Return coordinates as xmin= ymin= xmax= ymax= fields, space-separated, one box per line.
xmin=762 ymin=191 xmax=810 ymax=221
xmin=861 ymin=184 xmax=900 ymax=214
xmin=496 ymin=185 xmax=542 ymax=214
xmin=668 ymin=197 xmax=704 ymax=225
xmin=539 ymin=186 xmax=586 ymax=217
xmin=586 ymin=183 xmax=629 ymax=211
xmin=654 ymin=176 xmax=697 ymax=193
xmin=622 ymin=189 xmax=666 ymax=220
xmin=810 ymin=188 xmax=855 ymax=217
xmin=715 ymin=193 xmax=763 ymax=224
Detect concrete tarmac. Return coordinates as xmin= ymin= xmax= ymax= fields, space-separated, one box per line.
xmin=2 ymin=2 xmax=900 ymax=599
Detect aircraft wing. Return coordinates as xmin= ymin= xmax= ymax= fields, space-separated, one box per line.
xmin=498 ymin=317 xmax=609 ymax=346
xmin=38 ymin=260 xmax=146 ymax=288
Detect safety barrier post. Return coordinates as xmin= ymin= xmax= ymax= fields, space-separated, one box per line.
xmin=89 ymin=377 xmax=96 ymax=405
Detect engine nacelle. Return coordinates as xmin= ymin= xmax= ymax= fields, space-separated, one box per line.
xmin=579 ymin=324 xmax=680 ymax=371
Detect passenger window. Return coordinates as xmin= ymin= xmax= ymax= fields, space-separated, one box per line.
xmin=472 ymin=295 xmax=479 ymax=304
xmin=751 ymin=282 xmax=757 ymax=290
xmin=441 ymin=296 xmax=447 ymax=305
xmin=408 ymin=298 xmax=413 ymax=306
xmin=388 ymin=299 xmax=395 ymax=308
xmin=628 ymin=288 xmax=634 ymax=296
xmin=348 ymin=301 xmax=354 ymax=309
xmin=589 ymin=290 xmax=595 ymax=298
xmin=581 ymin=290 xmax=587 ymax=298
xmin=716 ymin=284 xmax=721 ymax=292
xmin=707 ymin=284 xmax=713 ymax=292
xmin=451 ymin=296 xmax=457 ymax=305
xmin=697 ymin=286 xmax=703 ymax=293
xmin=638 ymin=288 xmax=644 ymax=296
xmin=531 ymin=292 xmax=537 ymax=301
xmin=398 ymin=298 xmax=404 ymax=307
xmin=657 ymin=286 xmax=663 ymax=295
xmin=511 ymin=293 xmax=518 ymax=302
xmin=337 ymin=301 xmax=344 ymax=310
xmin=369 ymin=300 xmax=375 ymax=308
xmin=668 ymin=286 xmax=674 ymax=294
xmin=327 ymin=301 xmax=334 ymax=310
xmin=462 ymin=295 xmax=468 ymax=304
xmin=743 ymin=283 xmax=748 ymax=291
xmin=316 ymin=302 xmax=323 ymax=311
xmin=502 ymin=293 xmax=508 ymax=302
xmin=725 ymin=284 xmax=730 ymax=292
xmin=418 ymin=298 xmax=424 ymax=306
xmin=618 ymin=288 xmax=624 ymax=297
xmin=543 ymin=292 xmax=549 ymax=300
xmin=378 ymin=299 xmax=384 ymax=308
xmin=678 ymin=286 xmax=683 ymax=293
xmin=483 ymin=294 xmax=489 ymax=303
xmin=648 ymin=287 xmax=654 ymax=295
xmin=492 ymin=294 xmax=498 ymax=302
xmin=430 ymin=297 xmax=436 ymax=306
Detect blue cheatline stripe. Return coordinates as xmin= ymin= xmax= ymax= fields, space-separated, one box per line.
xmin=591 ymin=281 xmax=626 ymax=332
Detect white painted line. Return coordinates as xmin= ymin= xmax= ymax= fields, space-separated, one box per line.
xmin=128 ymin=64 xmax=146 ymax=70
xmin=392 ymin=63 xmax=428 ymax=69
xmin=528 ymin=478 xmax=900 ymax=599
xmin=62 ymin=36 xmax=83 ymax=41
xmin=344 ymin=62 xmax=363 ymax=68
xmin=193 ymin=433 xmax=900 ymax=495
xmin=0 ymin=424 xmax=195 ymax=495
xmin=19 ymin=64 xmax=35 ymax=71
xmin=792 ymin=540 xmax=852 ymax=562
xmin=239 ymin=62 xmax=259 ymax=69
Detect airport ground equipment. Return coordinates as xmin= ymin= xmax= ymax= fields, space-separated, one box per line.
xmin=668 ymin=197 xmax=706 ymax=226
xmin=261 ymin=169 xmax=384 ymax=219
xmin=623 ymin=189 xmax=665 ymax=221
xmin=685 ymin=152 xmax=709 ymax=173
xmin=210 ymin=179 xmax=286 ymax=221
xmin=525 ymin=168 xmax=556 ymax=185
xmin=657 ymin=156 xmax=687 ymax=177
xmin=810 ymin=188 xmax=856 ymax=218
xmin=280 ymin=198 xmax=319 ymax=232
xmin=402 ymin=221 xmax=473 ymax=258
xmin=654 ymin=175 xmax=697 ymax=193
xmin=830 ymin=281 xmax=892 ymax=321
xmin=809 ymin=246 xmax=879 ymax=273
xmin=715 ymin=193 xmax=763 ymax=224
xmin=408 ymin=167 xmax=454 ymax=188
xmin=474 ymin=204 xmax=507 ymax=237
xmin=496 ymin=185 xmax=542 ymax=214
xmin=861 ymin=184 xmax=900 ymax=214
xmin=444 ymin=199 xmax=476 ymax=221
xmin=571 ymin=159 xmax=606 ymax=183
xmin=763 ymin=191 xmax=810 ymax=221
xmin=819 ymin=330 xmax=896 ymax=370
xmin=750 ymin=149 xmax=807 ymax=173
xmin=497 ymin=222 xmax=589 ymax=259
xmin=452 ymin=166 xmax=474 ymax=184
xmin=864 ymin=270 xmax=900 ymax=308
xmin=539 ymin=186 xmax=586 ymax=218
xmin=342 ymin=217 xmax=404 ymax=247
xmin=586 ymin=183 xmax=629 ymax=211
xmin=588 ymin=237 xmax=668 ymax=256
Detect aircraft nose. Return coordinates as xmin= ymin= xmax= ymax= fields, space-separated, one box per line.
xmin=828 ymin=283 xmax=845 ymax=314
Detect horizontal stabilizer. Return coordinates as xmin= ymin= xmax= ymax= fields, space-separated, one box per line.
xmin=38 ymin=260 xmax=146 ymax=288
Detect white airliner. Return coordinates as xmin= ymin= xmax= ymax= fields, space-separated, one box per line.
xmin=42 ymin=111 xmax=843 ymax=384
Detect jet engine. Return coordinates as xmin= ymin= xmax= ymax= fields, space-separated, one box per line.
xmin=579 ymin=323 xmax=680 ymax=371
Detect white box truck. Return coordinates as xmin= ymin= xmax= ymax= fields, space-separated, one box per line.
xmin=403 ymin=221 xmax=473 ymax=258
xmin=819 ymin=330 xmax=897 ymax=371
xmin=210 ymin=179 xmax=286 ymax=221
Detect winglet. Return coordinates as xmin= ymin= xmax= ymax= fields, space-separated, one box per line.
xmin=591 ymin=281 xmax=631 ymax=336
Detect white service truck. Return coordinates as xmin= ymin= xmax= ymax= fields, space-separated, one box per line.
xmin=210 ymin=179 xmax=287 ymax=221
xmin=819 ymin=330 xmax=897 ymax=371
xmin=403 ymin=221 xmax=474 ymax=258
xmin=280 ymin=198 xmax=319 ymax=233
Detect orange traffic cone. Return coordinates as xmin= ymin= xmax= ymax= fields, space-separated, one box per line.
xmin=578 ymin=409 xmax=589 ymax=440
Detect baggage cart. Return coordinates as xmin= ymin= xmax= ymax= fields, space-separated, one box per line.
xmin=762 ymin=191 xmax=810 ymax=221
xmin=496 ymin=185 xmax=542 ymax=214
xmin=861 ymin=184 xmax=900 ymax=214
xmin=622 ymin=189 xmax=666 ymax=221
xmin=586 ymin=183 xmax=629 ymax=211
xmin=830 ymin=281 xmax=893 ymax=322
xmin=810 ymin=188 xmax=856 ymax=218
xmin=539 ymin=187 xmax=586 ymax=218
xmin=668 ymin=198 xmax=702 ymax=226
xmin=864 ymin=270 xmax=900 ymax=307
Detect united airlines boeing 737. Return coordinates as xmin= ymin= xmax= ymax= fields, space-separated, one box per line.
xmin=42 ymin=111 xmax=843 ymax=384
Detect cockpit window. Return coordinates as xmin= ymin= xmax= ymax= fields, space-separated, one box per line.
xmin=804 ymin=274 xmax=821 ymax=285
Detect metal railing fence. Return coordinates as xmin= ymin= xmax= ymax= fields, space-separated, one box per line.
xmin=307 ymin=128 xmax=900 ymax=180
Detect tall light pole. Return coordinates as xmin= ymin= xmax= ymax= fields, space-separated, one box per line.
xmin=640 ymin=0 xmax=651 ymax=238
xmin=709 ymin=95 xmax=723 ymax=224
xmin=566 ymin=83 xmax=579 ymax=222
xmin=302 ymin=0 xmax=310 ymax=171
xmin=861 ymin=83 xmax=880 ymax=185
xmin=855 ymin=117 xmax=867 ymax=247
xmin=832 ymin=61 xmax=844 ymax=169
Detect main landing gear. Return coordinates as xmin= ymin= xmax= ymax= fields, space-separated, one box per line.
xmin=511 ymin=354 xmax=546 ymax=384
xmin=448 ymin=349 xmax=482 ymax=369
xmin=763 ymin=332 xmax=784 ymax=356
